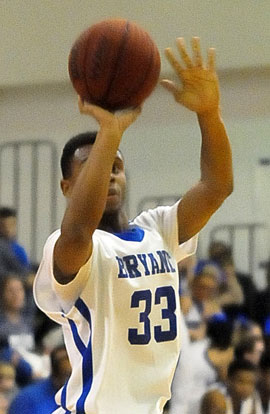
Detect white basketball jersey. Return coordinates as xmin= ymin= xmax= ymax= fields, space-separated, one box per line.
xmin=34 ymin=202 xmax=197 ymax=414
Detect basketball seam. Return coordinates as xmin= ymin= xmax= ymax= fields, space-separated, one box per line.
xmin=82 ymin=35 xmax=98 ymax=104
xmin=101 ymin=21 xmax=130 ymax=109
xmin=112 ymin=45 xmax=156 ymax=108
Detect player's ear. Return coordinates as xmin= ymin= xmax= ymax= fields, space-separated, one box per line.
xmin=60 ymin=179 xmax=72 ymax=197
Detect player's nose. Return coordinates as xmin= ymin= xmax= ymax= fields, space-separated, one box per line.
xmin=110 ymin=171 xmax=116 ymax=181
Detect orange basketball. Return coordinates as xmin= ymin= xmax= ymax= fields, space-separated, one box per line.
xmin=68 ymin=18 xmax=161 ymax=111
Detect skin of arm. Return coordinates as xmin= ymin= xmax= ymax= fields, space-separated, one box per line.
xmin=54 ymin=102 xmax=141 ymax=281
xmin=161 ymin=37 xmax=233 ymax=244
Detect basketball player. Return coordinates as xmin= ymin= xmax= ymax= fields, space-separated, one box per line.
xmin=34 ymin=37 xmax=233 ymax=414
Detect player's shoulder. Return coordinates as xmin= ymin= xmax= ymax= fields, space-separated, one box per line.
xmin=132 ymin=202 xmax=179 ymax=228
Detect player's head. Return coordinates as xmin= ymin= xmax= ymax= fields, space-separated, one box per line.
xmin=0 ymin=207 xmax=17 ymax=240
xmin=60 ymin=131 xmax=126 ymax=213
xmin=60 ymin=131 xmax=97 ymax=179
xmin=227 ymin=359 xmax=257 ymax=401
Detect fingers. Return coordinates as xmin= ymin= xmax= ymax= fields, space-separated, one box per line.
xmin=164 ymin=48 xmax=184 ymax=74
xmin=191 ymin=37 xmax=203 ymax=67
xmin=160 ymin=79 xmax=179 ymax=95
xmin=207 ymin=48 xmax=216 ymax=72
xmin=78 ymin=96 xmax=111 ymax=119
xmin=165 ymin=36 xmax=216 ymax=72
xmin=78 ymin=95 xmax=142 ymax=131
xmin=176 ymin=37 xmax=193 ymax=68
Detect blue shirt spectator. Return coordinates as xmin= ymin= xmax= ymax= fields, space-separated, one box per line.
xmin=8 ymin=378 xmax=58 ymax=414
xmin=8 ymin=344 xmax=71 ymax=414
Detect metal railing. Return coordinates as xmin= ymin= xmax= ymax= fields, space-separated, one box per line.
xmin=137 ymin=195 xmax=269 ymax=279
xmin=0 ymin=140 xmax=58 ymax=263
xmin=209 ymin=222 xmax=269 ymax=277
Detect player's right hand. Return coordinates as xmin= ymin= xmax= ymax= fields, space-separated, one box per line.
xmin=78 ymin=97 xmax=142 ymax=138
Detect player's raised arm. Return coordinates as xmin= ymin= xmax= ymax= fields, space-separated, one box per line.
xmin=161 ymin=37 xmax=233 ymax=244
xmin=53 ymin=100 xmax=141 ymax=283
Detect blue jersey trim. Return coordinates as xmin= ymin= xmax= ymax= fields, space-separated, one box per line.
xmin=75 ymin=297 xmax=93 ymax=414
xmin=113 ymin=226 xmax=145 ymax=242
xmin=61 ymin=378 xmax=71 ymax=413
xmin=68 ymin=319 xmax=86 ymax=356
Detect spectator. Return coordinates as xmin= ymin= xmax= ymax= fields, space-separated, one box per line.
xmin=200 ymin=389 xmax=227 ymax=414
xmin=0 ymin=207 xmax=29 ymax=269
xmin=208 ymin=240 xmax=256 ymax=319
xmin=233 ymin=318 xmax=265 ymax=356
xmin=0 ymin=275 xmax=34 ymax=353
xmin=257 ymin=353 xmax=270 ymax=414
xmin=0 ymin=207 xmax=36 ymax=320
xmin=255 ymin=259 xmax=270 ymax=331
xmin=0 ymin=274 xmax=50 ymax=379
xmin=187 ymin=315 xmax=234 ymax=414
xmin=185 ymin=264 xmax=222 ymax=341
xmin=226 ymin=359 xmax=263 ymax=414
xmin=234 ymin=337 xmax=265 ymax=367
xmin=8 ymin=345 xmax=71 ymax=414
xmin=0 ymin=392 xmax=8 ymax=414
xmin=0 ymin=362 xmax=16 ymax=404
xmin=169 ymin=312 xmax=195 ymax=414
xmin=0 ymin=208 xmax=30 ymax=279
xmin=0 ymin=340 xmax=33 ymax=388
xmin=196 ymin=256 xmax=244 ymax=311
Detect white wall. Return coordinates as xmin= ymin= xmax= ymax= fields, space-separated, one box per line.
xmin=1 ymin=0 xmax=270 ymax=86
xmin=0 ymin=1 xmax=269 ymax=286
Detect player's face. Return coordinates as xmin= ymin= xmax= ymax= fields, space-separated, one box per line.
xmin=61 ymin=144 xmax=126 ymax=213
xmin=104 ymin=153 xmax=126 ymax=213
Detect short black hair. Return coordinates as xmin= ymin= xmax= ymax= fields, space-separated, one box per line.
xmin=61 ymin=131 xmax=97 ymax=178
xmin=0 ymin=207 xmax=16 ymax=218
xmin=207 ymin=315 xmax=234 ymax=349
xmin=228 ymin=358 xmax=257 ymax=378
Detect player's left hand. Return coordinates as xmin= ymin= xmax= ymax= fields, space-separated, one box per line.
xmin=161 ymin=37 xmax=220 ymax=114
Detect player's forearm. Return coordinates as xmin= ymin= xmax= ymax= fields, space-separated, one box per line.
xmin=61 ymin=128 xmax=121 ymax=238
xmin=198 ymin=108 xmax=233 ymax=202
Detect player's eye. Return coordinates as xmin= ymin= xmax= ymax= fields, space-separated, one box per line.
xmin=112 ymin=164 xmax=120 ymax=174
xmin=112 ymin=159 xmax=123 ymax=174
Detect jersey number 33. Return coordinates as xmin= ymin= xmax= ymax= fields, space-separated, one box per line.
xmin=128 ymin=286 xmax=177 ymax=345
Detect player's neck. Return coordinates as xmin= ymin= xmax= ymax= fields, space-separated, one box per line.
xmin=98 ymin=209 xmax=129 ymax=233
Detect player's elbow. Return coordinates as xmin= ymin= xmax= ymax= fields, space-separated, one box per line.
xmin=206 ymin=180 xmax=233 ymax=210
xmin=216 ymin=174 xmax=234 ymax=199
xmin=220 ymin=179 xmax=234 ymax=200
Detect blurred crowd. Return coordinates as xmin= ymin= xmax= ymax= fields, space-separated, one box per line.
xmin=0 ymin=205 xmax=269 ymax=414
xmin=0 ymin=206 xmax=70 ymax=414
xmin=167 ymin=240 xmax=270 ymax=414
